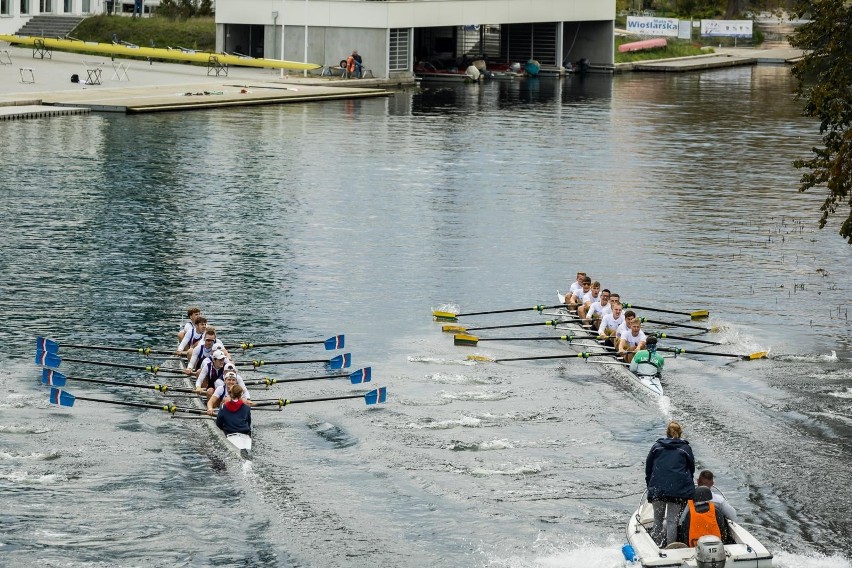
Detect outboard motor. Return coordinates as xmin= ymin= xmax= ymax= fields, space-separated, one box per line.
xmin=575 ymin=57 xmax=590 ymax=74
xmin=695 ymin=535 xmax=726 ymax=568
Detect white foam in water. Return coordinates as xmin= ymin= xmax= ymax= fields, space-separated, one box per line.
xmin=773 ymin=551 xmax=852 ymax=568
xmin=447 ymin=438 xmax=515 ymax=451
xmin=405 ymin=416 xmax=483 ymax=430
xmin=469 ymin=462 xmax=543 ymax=477
xmin=657 ymin=395 xmax=672 ymax=419
xmin=778 ymin=351 xmax=839 ymax=363
xmin=426 ymin=372 xmax=500 ymax=384
xmin=484 ymin=541 xmax=625 ymax=568
xmin=432 ymin=303 xmax=459 ymax=315
xmin=407 ymin=355 xmax=476 ymax=366
xmin=440 ymin=389 xmax=510 ymax=401
xmin=828 ymin=387 xmax=852 ymax=400
xmin=0 ymin=424 xmax=50 ymax=435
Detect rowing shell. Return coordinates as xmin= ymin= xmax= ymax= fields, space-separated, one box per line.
xmin=179 ymin=359 xmax=252 ymax=460
xmin=0 ymin=34 xmax=321 ymax=71
xmin=549 ymin=292 xmax=664 ymax=398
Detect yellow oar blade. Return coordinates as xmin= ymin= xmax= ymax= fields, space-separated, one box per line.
xmin=454 ymin=334 xmax=479 ymax=346
xmin=442 ymin=324 xmax=467 ymax=333
xmin=432 ymin=310 xmax=458 ymax=322
xmin=690 ymin=310 xmax=710 ymax=319
xmin=748 ymin=351 xmax=768 ymax=360
xmin=466 ymin=354 xmax=494 ymax=362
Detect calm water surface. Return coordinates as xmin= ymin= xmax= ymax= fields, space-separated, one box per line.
xmin=1 ymin=65 xmax=850 ymax=567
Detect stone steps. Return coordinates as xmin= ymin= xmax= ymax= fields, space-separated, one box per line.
xmin=16 ymin=15 xmax=87 ymax=38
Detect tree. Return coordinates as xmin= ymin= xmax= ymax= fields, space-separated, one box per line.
xmin=789 ymin=1 xmax=852 ymax=243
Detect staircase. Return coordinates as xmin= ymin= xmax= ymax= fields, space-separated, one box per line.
xmin=15 ymin=15 xmax=87 ymax=38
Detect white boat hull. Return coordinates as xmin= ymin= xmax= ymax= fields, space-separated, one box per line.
xmin=626 ymin=495 xmax=773 ymax=567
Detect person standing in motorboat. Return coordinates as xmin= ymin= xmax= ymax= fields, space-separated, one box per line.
xmin=645 ymin=421 xmax=695 ymax=547
xmin=629 ymin=336 xmax=664 ymax=378
xmin=677 ymin=486 xmax=732 ymax=546
xmin=697 ymin=469 xmax=738 ymax=522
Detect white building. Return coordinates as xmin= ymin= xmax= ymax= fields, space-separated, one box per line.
xmin=216 ymin=0 xmax=616 ymax=78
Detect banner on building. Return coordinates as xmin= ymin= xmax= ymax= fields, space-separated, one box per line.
xmin=626 ymin=16 xmax=680 ymax=37
xmin=700 ymin=20 xmax=753 ymax=38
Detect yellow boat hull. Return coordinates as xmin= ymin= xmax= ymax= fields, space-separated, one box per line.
xmin=0 ymin=34 xmax=321 ymax=71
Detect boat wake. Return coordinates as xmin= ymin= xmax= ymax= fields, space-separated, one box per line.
xmin=424 ymin=372 xmax=503 ymax=385
xmin=439 ymin=389 xmax=511 ymax=401
xmin=407 ymin=355 xmax=476 ymax=366
xmin=469 ymin=462 xmax=544 ymax=477
xmin=774 ymin=351 xmax=839 ymax=362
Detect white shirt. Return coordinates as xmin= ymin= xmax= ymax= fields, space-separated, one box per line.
xmin=194 ymin=358 xmax=232 ymax=389
xmin=583 ymin=289 xmax=600 ymax=306
xmin=587 ymin=300 xmax=609 ymax=320
xmin=180 ymin=320 xmax=193 ymax=337
xmin=177 ymin=326 xmax=204 ymax=351
xmin=598 ymin=313 xmax=624 ymax=335
xmin=710 ymin=487 xmax=738 ymax=522
xmin=187 ymin=338 xmax=225 ymax=369
xmin=622 ymin=329 xmax=646 ymax=347
xmin=212 ymin=375 xmax=251 ymax=401
xmin=569 ymin=281 xmax=584 ymax=298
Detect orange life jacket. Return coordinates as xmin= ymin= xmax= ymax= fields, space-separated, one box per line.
xmin=346 ymin=56 xmax=355 ymax=73
xmin=687 ymin=500 xmax=721 ymax=547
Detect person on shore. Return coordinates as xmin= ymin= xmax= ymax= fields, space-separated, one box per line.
xmin=697 ymin=470 xmax=738 ymax=522
xmin=215 ymin=384 xmax=252 ymax=435
xmin=133 ymin=0 xmax=143 ymax=17
xmin=178 ymin=307 xmax=202 ymax=343
xmin=677 ymin=486 xmax=732 ymax=546
xmin=629 ymin=336 xmax=664 ymax=377
xmin=645 ymin=421 xmax=695 ymax=547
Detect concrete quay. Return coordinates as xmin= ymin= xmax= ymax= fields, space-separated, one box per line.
xmin=0 ymin=44 xmax=410 ymax=117
xmin=615 ymin=46 xmax=804 ymax=73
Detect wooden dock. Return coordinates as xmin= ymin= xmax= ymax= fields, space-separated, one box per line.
xmin=0 ymin=101 xmax=89 ymax=120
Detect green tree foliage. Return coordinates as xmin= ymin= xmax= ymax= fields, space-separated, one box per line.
xmin=790 ymin=0 xmax=852 ymax=243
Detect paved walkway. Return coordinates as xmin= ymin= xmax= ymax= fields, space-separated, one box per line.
xmin=616 ymin=46 xmax=804 ymax=72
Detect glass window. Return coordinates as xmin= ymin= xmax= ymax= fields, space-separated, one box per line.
xmin=389 ymin=28 xmax=410 ymax=72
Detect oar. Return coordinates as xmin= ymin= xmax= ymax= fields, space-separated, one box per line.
xmin=442 ymin=320 xmax=562 ymax=334
xmin=242 ymin=367 xmax=371 ymax=387
xmin=638 ymin=317 xmax=721 ymax=333
xmin=35 ymin=351 xmax=184 ymax=374
xmin=467 ymin=351 xmax=618 ymax=363
xmin=622 ymin=304 xmax=709 ymax=320
xmin=252 ymin=386 xmax=387 ymax=408
xmin=48 ymin=387 xmax=209 ymax=416
xmin=658 ymin=347 xmax=767 ymax=360
xmin=41 ymin=369 xmax=195 ymax=393
xmin=648 ymin=332 xmax=724 ymax=346
xmin=36 ymin=336 xmax=173 ymax=357
xmin=235 ymin=353 xmax=351 ymax=370
xmin=433 ymin=304 xmax=564 ymax=322
xmin=454 ymin=334 xmax=600 ymax=347
xmin=229 ymin=335 xmax=344 ymax=351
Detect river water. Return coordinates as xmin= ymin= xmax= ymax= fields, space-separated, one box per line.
xmin=1 ymin=65 xmax=850 ymax=567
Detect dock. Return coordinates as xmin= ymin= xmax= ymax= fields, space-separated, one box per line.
xmin=615 ymin=46 xmax=804 ymax=73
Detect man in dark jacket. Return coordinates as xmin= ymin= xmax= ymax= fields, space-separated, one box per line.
xmin=645 ymin=421 xmax=695 ymax=546
xmin=677 ymin=486 xmax=732 ymax=546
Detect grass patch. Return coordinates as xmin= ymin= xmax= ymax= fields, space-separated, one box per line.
xmin=614 ymin=36 xmax=711 ymax=63
xmin=71 ymin=15 xmax=215 ymax=51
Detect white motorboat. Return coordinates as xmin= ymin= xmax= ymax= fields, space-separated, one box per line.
xmin=624 ymin=492 xmax=773 ymax=567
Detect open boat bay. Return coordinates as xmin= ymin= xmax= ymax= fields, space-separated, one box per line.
xmin=1 ymin=66 xmax=850 ymax=567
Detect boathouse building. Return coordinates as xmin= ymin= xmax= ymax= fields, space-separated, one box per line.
xmin=216 ymin=0 xmax=616 ymax=77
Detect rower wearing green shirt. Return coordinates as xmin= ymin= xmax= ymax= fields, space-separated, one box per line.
xmin=629 ymin=336 xmax=664 ymax=378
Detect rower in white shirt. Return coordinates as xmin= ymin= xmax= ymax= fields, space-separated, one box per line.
xmin=578 ymin=281 xmax=603 ymax=320
xmin=185 ymin=327 xmax=230 ymax=375
xmin=618 ymin=318 xmax=647 ymax=363
xmin=597 ymin=302 xmax=624 ymax=347
xmin=178 ymin=307 xmax=202 ymax=343
xmin=195 ymin=349 xmax=230 ymax=398
xmin=176 ymin=316 xmax=207 ymax=357
xmin=569 ymin=276 xmax=592 ymax=309
xmin=567 ymin=272 xmax=586 ymax=303
xmin=585 ymin=288 xmax=611 ymax=325
xmin=206 ymin=366 xmax=252 ymax=415
xmin=616 ymin=309 xmax=637 ymax=342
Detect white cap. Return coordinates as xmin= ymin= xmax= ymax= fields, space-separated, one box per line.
xmin=212 ymin=350 xmax=226 ymax=361
xmin=225 ymin=371 xmax=237 ymax=379
xmin=224 ymin=363 xmax=236 ymax=371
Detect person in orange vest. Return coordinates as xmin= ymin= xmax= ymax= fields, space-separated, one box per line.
xmin=677 ymin=486 xmax=732 ymax=546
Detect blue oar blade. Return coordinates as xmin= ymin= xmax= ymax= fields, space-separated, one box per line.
xmin=49 ymin=387 xmax=76 ymax=407
xmin=328 ymin=353 xmax=352 ymax=370
xmin=42 ymin=369 xmax=67 ymax=387
xmin=36 ymin=336 xmax=60 ymax=354
xmin=36 ymin=350 xmax=61 ymax=369
xmin=324 ymin=335 xmax=345 ymax=350
xmin=364 ymin=386 xmax=387 ymax=405
xmin=349 ymin=367 xmax=371 ymax=384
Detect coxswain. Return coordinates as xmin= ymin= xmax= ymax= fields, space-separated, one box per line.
xmin=207 ymin=370 xmax=252 ymax=415
xmin=195 ymin=349 xmax=228 ymax=398
xmin=177 ymin=316 xmax=207 ymax=357
xmin=629 ymin=336 xmax=664 ymax=377
xmin=178 ymin=307 xmax=202 ymax=343
xmin=618 ymin=317 xmax=647 ymax=363
xmin=185 ymin=327 xmax=229 ymax=375
xmin=215 ymin=384 xmax=252 ymax=436
xmin=597 ymin=302 xmax=624 ymax=347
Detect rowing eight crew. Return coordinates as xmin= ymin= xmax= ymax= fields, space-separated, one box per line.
xmin=566 ymin=271 xmax=664 ymax=377
xmin=175 ymin=307 xmax=252 ymax=435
